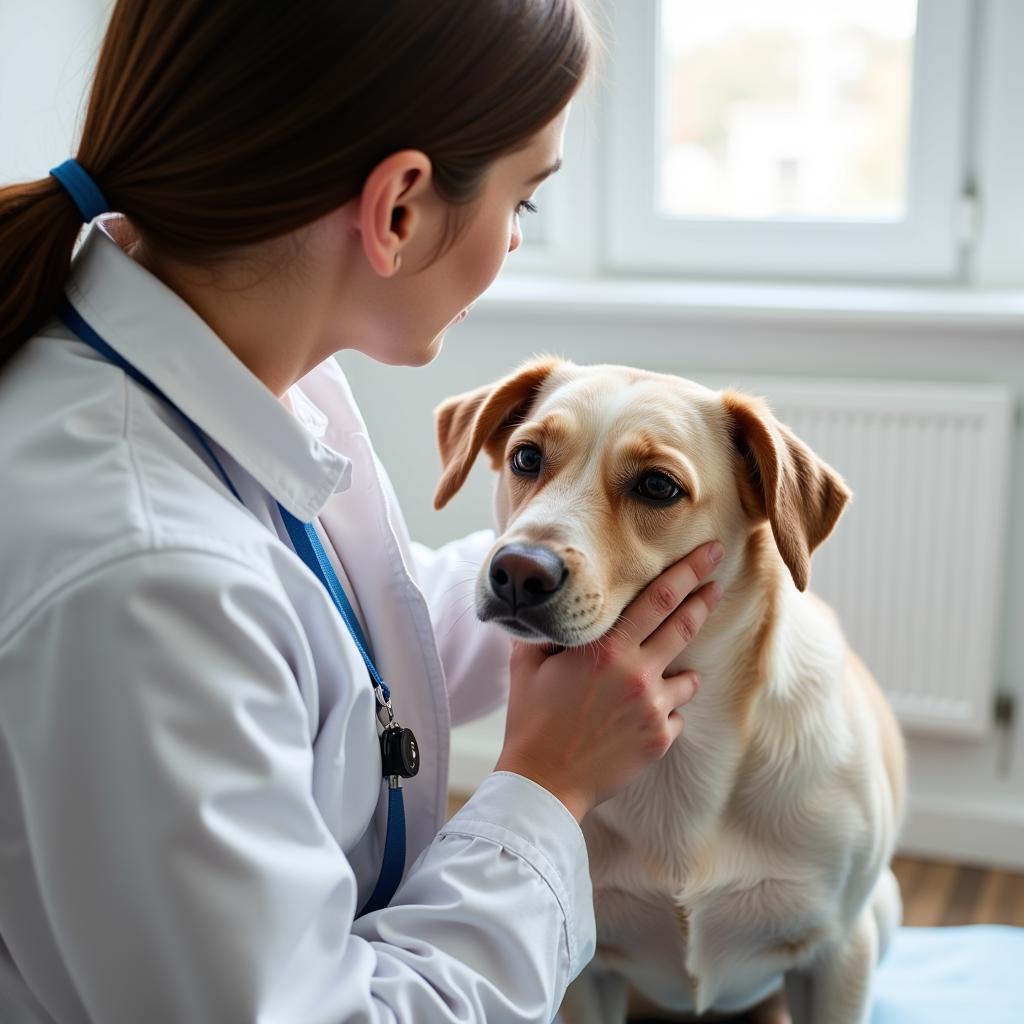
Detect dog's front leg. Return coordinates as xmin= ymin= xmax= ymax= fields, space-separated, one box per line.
xmin=789 ymin=866 xmax=902 ymax=1024
xmin=802 ymin=907 xmax=879 ymax=1024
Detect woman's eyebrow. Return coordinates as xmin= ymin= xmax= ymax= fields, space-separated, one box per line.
xmin=525 ymin=158 xmax=563 ymax=186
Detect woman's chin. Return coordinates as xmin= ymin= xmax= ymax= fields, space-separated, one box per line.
xmin=359 ymin=332 xmax=443 ymax=367
xmin=416 ymin=307 xmax=470 ymax=362
xmin=427 ymin=327 xmax=449 ymax=357
xmin=404 ymin=332 xmax=446 ymax=367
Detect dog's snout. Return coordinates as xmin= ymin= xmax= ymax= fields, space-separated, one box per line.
xmin=489 ymin=544 xmax=567 ymax=611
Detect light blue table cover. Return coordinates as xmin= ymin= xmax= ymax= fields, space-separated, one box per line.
xmin=871 ymin=925 xmax=1024 ymax=1023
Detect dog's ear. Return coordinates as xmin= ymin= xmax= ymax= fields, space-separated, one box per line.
xmin=433 ymin=356 xmax=563 ymax=510
xmin=722 ymin=390 xmax=851 ymax=591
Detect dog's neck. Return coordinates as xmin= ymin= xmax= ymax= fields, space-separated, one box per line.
xmin=588 ymin=523 xmax=791 ymax=877
xmin=668 ymin=521 xmax=785 ymax=702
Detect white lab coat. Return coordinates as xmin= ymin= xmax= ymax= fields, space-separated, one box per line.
xmin=0 ymin=215 xmax=595 ymax=1023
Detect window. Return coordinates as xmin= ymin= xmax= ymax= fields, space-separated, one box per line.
xmin=658 ymin=1 xmax=916 ymax=223
xmin=602 ymin=0 xmax=974 ymax=281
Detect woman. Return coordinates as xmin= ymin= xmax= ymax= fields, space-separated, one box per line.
xmin=0 ymin=2 xmax=723 ymax=1021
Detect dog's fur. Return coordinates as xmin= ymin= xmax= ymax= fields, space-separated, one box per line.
xmin=433 ymin=357 xmax=906 ymax=1024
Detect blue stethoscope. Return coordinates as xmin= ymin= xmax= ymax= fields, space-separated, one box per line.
xmin=49 ymin=157 xmax=417 ymax=916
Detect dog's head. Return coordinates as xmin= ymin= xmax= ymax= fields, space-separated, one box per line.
xmin=433 ymin=356 xmax=850 ymax=646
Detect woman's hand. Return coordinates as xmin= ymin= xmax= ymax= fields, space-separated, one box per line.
xmin=494 ymin=540 xmax=725 ymax=822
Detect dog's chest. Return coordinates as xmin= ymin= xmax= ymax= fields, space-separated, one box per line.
xmin=582 ymin=690 xmax=842 ymax=1013
xmin=586 ymin=814 xmax=832 ymax=1015
xmin=588 ymin=698 xmax=748 ymax=876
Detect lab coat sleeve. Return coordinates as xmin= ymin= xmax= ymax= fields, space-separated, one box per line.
xmin=409 ymin=529 xmax=513 ymax=727
xmin=14 ymin=548 xmax=592 ymax=1023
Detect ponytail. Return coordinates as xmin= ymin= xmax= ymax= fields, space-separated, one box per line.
xmin=0 ymin=174 xmax=91 ymax=375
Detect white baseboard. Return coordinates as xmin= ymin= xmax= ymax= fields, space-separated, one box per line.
xmin=898 ymin=794 xmax=1024 ymax=872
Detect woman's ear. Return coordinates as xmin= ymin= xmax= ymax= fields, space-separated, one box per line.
xmin=433 ymin=356 xmax=564 ymax=510
xmin=356 ymin=150 xmax=433 ymax=277
xmin=722 ymin=389 xmax=852 ymax=591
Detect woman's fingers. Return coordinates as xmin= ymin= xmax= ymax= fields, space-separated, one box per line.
xmin=663 ymin=669 xmax=701 ymax=711
xmin=617 ymin=541 xmax=724 ymax=646
xmin=665 ymin=708 xmax=687 ymax=744
xmin=644 ymin=580 xmax=722 ymax=667
xmin=648 ymin=673 xmax=700 ymax=758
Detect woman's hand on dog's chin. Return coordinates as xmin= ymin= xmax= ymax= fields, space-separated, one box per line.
xmin=495 ymin=540 xmax=725 ymax=824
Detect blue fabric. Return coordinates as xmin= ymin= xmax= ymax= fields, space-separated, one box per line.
xmin=48 ymin=158 xmax=110 ymax=222
xmin=871 ymin=926 xmax=1024 ymax=1023
xmin=360 ymin=786 xmax=407 ymax=916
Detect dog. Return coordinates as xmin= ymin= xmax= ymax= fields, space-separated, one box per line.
xmin=432 ymin=356 xmax=907 ymax=1024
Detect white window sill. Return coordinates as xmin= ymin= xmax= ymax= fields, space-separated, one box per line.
xmin=476 ymin=275 xmax=1024 ymax=332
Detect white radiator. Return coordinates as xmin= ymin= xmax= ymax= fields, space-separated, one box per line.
xmin=688 ymin=373 xmax=1016 ymax=739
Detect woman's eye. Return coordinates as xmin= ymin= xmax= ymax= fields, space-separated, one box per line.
xmin=634 ymin=472 xmax=682 ymax=502
xmin=510 ymin=444 xmax=543 ymax=475
xmin=515 ymin=200 xmax=538 ymax=217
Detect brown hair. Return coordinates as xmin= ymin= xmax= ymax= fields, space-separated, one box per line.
xmin=0 ymin=0 xmax=603 ymax=376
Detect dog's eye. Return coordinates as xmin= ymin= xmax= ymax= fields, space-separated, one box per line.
xmin=634 ymin=472 xmax=682 ymax=502
xmin=510 ymin=444 xmax=543 ymax=476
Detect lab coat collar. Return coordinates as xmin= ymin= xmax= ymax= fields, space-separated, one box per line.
xmin=63 ymin=215 xmax=353 ymax=522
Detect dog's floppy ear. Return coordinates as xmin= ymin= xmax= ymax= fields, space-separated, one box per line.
xmin=722 ymin=390 xmax=851 ymax=591
xmin=433 ymin=356 xmax=563 ymax=510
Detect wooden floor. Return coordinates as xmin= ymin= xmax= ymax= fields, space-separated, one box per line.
xmin=893 ymin=855 xmax=1024 ymax=927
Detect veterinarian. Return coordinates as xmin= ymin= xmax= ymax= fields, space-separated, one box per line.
xmin=0 ymin=2 xmax=724 ymax=1021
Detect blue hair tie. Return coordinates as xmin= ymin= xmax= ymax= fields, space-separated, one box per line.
xmin=49 ymin=158 xmax=111 ymax=222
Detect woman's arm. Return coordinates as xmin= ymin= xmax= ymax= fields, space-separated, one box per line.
xmin=3 ymin=547 xmax=589 ymax=1023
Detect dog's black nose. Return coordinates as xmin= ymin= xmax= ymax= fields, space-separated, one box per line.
xmin=489 ymin=544 xmax=567 ymax=611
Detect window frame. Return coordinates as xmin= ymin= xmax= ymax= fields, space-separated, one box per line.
xmin=970 ymin=0 xmax=1024 ymax=287
xmin=588 ymin=0 xmax=976 ymax=284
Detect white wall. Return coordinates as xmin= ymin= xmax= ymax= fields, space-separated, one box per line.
xmin=0 ymin=1 xmax=109 ymax=186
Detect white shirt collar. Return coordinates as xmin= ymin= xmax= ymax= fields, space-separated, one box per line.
xmin=63 ymin=214 xmax=352 ymax=521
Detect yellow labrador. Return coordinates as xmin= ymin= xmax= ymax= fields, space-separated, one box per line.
xmin=433 ymin=356 xmax=906 ymax=1024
